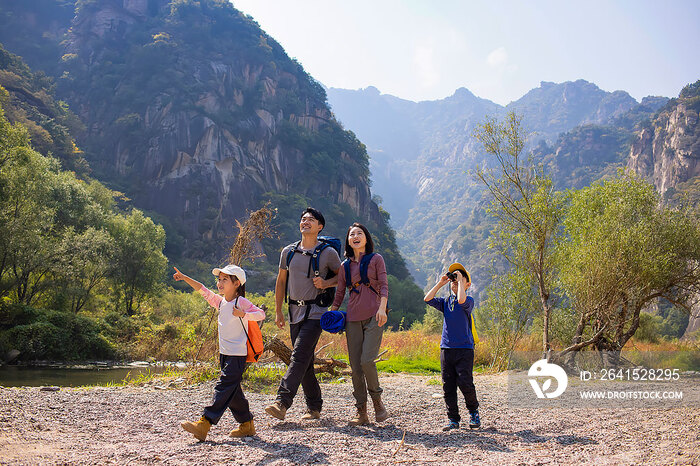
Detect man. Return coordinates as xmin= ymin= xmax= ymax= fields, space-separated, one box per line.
xmin=265 ymin=207 xmax=341 ymax=420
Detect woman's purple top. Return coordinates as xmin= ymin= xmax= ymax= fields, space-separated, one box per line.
xmin=332 ymin=253 xmax=389 ymax=321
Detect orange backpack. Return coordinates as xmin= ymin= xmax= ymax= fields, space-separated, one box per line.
xmin=235 ymin=297 xmax=264 ymax=362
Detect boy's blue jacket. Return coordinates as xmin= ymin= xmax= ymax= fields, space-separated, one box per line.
xmin=426 ymin=295 xmax=475 ymax=349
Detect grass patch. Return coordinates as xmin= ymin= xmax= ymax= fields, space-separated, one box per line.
xmin=242 ymin=364 xmax=286 ymax=393
xmin=377 ymin=356 xmax=440 ymax=374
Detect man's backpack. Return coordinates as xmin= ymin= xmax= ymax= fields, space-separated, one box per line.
xmin=235 ymin=297 xmax=264 ymax=363
xmin=285 ymin=236 xmax=342 ymax=312
xmin=342 ymin=252 xmax=378 ymax=295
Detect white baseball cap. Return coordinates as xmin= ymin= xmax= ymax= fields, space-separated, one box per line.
xmin=212 ymin=264 xmax=246 ymax=285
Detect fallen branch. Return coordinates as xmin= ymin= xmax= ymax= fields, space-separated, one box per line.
xmin=392 ymin=430 xmax=406 ymax=457
xmin=314 ymin=342 xmax=332 ymax=358
xmin=263 ymin=335 xmax=348 ymax=375
xmin=374 ymin=349 xmax=389 ymax=363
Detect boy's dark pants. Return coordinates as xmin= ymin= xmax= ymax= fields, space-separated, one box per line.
xmin=276 ymin=318 xmax=323 ymax=412
xmin=440 ymin=348 xmax=479 ymax=422
xmin=203 ymin=354 xmax=252 ymax=424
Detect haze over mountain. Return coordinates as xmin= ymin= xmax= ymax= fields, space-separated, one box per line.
xmin=327 ymin=79 xmax=698 ymax=294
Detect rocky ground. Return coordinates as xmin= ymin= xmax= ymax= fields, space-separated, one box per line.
xmin=1 ymin=373 xmax=698 ymax=465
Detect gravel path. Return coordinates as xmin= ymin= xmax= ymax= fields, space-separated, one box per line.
xmin=1 ymin=373 xmax=698 ymax=465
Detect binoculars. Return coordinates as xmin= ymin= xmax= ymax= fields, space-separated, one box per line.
xmin=446 ymin=271 xmax=460 ymax=281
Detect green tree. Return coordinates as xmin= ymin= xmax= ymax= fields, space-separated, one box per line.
xmin=478 ymin=270 xmax=539 ymax=370
xmin=110 ymin=210 xmax=167 ymax=316
xmin=0 ymin=100 xmax=65 ymax=304
xmin=474 ymin=112 xmax=567 ymax=356
xmin=55 ymin=227 xmax=116 ymax=313
xmin=386 ymin=275 xmax=426 ymax=329
xmin=556 ymin=174 xmax=700 ymax=355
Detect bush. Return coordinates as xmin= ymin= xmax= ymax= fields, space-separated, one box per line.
xmin=635 ymin=312 xmax=661 ymax=343
xmin=0 ymin=305 xmax=116 ymax=361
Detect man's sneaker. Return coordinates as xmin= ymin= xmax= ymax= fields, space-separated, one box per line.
xmin=469 ymin=410 xmax=481 ymax=429
xmin=264 ymin=401 xmax=287 ymax=420
xmin=442 ymin=420 xmax=459 ymax=431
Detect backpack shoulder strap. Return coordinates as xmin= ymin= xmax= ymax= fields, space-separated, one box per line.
xmin=310 ymin=241 xmax=330 ymax=277
xmin=359 ymin=253 xmax=376 ymax=284
xmin=342 ymin=259 xmax=351 ymax=289
xmin=360 ymin=253 xmax=378 ymax=294
xmin=284 ymin=241 xmax=301 ymax=303
xmin=286 ymin=241 xmax=301 ymax=267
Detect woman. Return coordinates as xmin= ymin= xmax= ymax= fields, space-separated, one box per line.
xmin=330 ymin=223 xmax=389 ymax=425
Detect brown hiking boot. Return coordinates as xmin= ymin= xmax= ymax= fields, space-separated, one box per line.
xmin=264 ymin=401 xmax=287 ymax=420
xmin=180 ymin=416 xmax=211 ymax=441
xmin=348 ymin=404 xmax=369 ymax=426
xmin=372 ymin=396 xmax=388 ymax=422
xmin=300 ymin=409 xmax=320 ymax=420
xmin=229 ymin=419 xmax=256 ymax=438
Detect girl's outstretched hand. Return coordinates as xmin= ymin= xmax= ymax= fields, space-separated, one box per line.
xmin=173 ymin=267 xmax=185 ymax=281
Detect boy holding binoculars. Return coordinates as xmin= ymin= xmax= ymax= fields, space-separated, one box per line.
xmin=424 ymin=262 xmax=480 ymax=431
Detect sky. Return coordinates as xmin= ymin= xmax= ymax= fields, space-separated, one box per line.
xmin=232 ymin=0 xmax=700 ymax=106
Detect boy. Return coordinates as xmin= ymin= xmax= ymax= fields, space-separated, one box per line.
xmin=424 ymin=262 xmax=480 ymax=431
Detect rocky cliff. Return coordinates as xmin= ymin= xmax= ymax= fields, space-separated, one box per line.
xmin=628 ymin=81 xmax=700 ymax=195
xmin=0 ymin=0 xmax=402 ymax=272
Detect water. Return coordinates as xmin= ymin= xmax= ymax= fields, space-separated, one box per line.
xmin=0 ymin=364 xmax=176 ymax=387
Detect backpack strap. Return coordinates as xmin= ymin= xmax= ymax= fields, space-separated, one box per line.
xmin=342 ymin=259 xmax=351 ymax=289
xmin=346 ymin=253 xmax=378 ymax=295
xmin=310 ymin=241 xmax=330 ymax=278
xmin=284 ymin=241 xmax=301 ymax=304
xmin=286 ymin=240 xmax=331 ymax=323
xmin=236 ymin=297 xmax=261 ymax=361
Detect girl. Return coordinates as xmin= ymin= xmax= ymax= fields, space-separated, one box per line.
xmin=330 ymin=223 xmax=389 ymax=425
xmin=175 ymin=264 xmax=264 ymax=441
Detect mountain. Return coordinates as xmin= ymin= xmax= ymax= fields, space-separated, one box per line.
xmin=506 ymin=80 xmax=638 ymax=142
xmin=0 ymin=42 xmax=88 ymax=174
xmin=328 ymin=80 xmax=656 ymax=289
xmin=0 ymin=0 xmax=412 ymax=296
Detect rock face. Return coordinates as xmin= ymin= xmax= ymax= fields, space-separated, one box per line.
xmin=628 ymin=93 xmax=700 ymax=194
xmin=56 ymin=0 xmax=381 ymax=257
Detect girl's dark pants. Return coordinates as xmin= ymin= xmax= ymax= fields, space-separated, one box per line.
xmin=203 ymin=354 xmax=252 ymax=425
xmin=440 ymin=348 xmax=479 ymax=423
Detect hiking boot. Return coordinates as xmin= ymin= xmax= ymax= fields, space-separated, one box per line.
xmin=469 ymin=410 xmax=481 ymax=429
xmin=229 ymin=419 xmax=255 ymax=438
xmin=300 ymin=409 xmax=320 ymax=420
xmin=442 ymin=420 xmax=459 ymax=432
xmin=180 ymin=416 xmax=211 ymax=441
xmin=371 ymin=396 xmax=388 ymax=422
xmin=264 ymin=401 xmax=287 ymax=420
xmin=348 ymin=404 xmax=369 ymax=426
